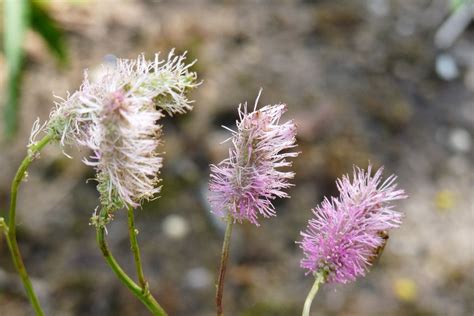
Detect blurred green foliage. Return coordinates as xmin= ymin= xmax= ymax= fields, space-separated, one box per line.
xmin=3 ymin=0 xmax=68 ymax=138
xmin=30 ymin=1 xmax=68 ymax=65
xmin=451 ymin=0 xmax=474 ymax=11
xmin=3 ymin=0 xmax=29 ymax=138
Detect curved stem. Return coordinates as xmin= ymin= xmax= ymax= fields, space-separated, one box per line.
xmin=9 ymin=135 xmax=52 ymax=229
xmin=127 ymin=206 xmax=148 ymax=291
xmin=302 ymin=271 xmax=326 ymax=316
xmin=5 ymin=134 xmax=52 ymax=316
xmin=215 ymin=214 xmax=234 ymax=316
xmin=96 ymin=208 xmax=167 ymax=316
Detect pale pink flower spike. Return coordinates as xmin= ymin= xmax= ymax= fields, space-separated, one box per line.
xmin=33 ymin=52 xmax=198 ymax=210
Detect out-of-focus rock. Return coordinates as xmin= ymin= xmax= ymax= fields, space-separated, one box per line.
xmin=162 ymin=214 xmax=190 ymax=240
xmin=436 ymin=54 xmax=460 ymax=81
xmin=184 ymin=267 xmax=212 ymax=290
xmin=448 ymin=128 xmax=472 ymax=153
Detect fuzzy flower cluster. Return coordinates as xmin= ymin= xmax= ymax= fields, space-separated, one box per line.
xmin=31 ymin=51 xmax=198 ymax=210
xmin=43 ymin=51 xmax=197 ymax=148
xmin=209 ymin=93 xmax=299 ymax=226
xmin=298 ymin=165 xmax=407 ymax=284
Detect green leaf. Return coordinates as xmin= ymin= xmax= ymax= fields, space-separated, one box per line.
xmin=3 ymin=0 xmax=30 ymax=137
xmin=30 ymin=0 xmax=69 ymax=66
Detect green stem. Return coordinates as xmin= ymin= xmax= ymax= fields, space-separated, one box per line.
xmin=127 ymin=205 xmax=148 ymax=292
xmin=302 ymin=271 xmax=326 ymax=316
xmin=9 ymin=135 xmax=52 ymax=229
xmin=5 ymin=134 xmax=52 ymax=316
xmin=215 ymin=214 xmax=234 ymax=316
xmin=96 ymin=208 xmax=167 ymax=316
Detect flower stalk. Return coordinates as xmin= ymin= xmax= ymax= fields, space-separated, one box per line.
xmin=3 ymin=134 xmax=53 ymax=316
xmin=302 ymin=271 xmax=326 ymax=316
xmin=127 ymin=205 xmax=148 ymax=293
xmin=215 ymin=214 xmax=234 ymax=316
xmin=96 ymin=207 xmax=167 ymax=316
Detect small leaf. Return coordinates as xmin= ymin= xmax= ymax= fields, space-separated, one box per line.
xmin=3 ymin=0 xmax=30 ymax=137
xmin=30 ymin=0 xmax=69 ymax=66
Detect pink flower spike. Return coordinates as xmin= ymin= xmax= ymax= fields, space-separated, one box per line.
xmin=298 ymin=165 xmax=407 ymax=284
xmin=209 ymin=91 xmax=299 ymax=226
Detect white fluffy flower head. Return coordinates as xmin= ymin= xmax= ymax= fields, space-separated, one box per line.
xmin=31 ymin=51 xmax=199 ymax=210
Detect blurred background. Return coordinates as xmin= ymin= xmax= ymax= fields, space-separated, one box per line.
xmin=0 ymin=0 xmax=473 ymax=315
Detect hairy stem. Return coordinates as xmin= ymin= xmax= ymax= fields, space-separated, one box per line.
xmin=127 ymin=205 xmax=148 ymax=292
xmin=5 ymin=134 xmax=52 ymax=316
xmin=216 ymin=214 xmax=234 ymax=316
xmin=302 ymin=271 xmax=326 ymax=316
xmin=96 ymin=207 xmax=167 ymax=316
